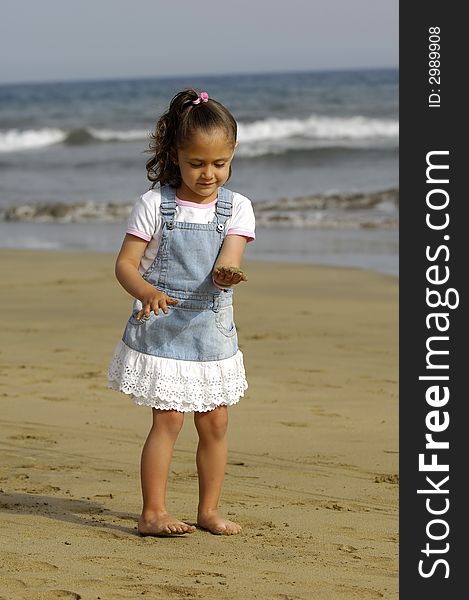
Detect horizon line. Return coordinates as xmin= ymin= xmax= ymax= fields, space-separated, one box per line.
xmin=0 ymin=65 xmax=398 ymax=87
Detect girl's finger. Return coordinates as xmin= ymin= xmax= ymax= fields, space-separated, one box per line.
xmin=137 ymin=305 xmax=150 ymax=320
xmin=160 ymin=298 xmax=169 ymax=314
xmin=166 ymin=296 xmax=178 ymax=305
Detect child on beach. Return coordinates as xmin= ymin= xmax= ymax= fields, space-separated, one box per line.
xmin=107 ymin=89 xmax=255 ymax=536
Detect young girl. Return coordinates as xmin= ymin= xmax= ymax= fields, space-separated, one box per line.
xmin=107 ymin=89 xmax=255 ymax=536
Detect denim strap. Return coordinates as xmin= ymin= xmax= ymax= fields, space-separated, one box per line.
xmin=160 ymin=185 xmax=177 ymax=228
xmin=214 ymin=187 xmax=233 ymax=223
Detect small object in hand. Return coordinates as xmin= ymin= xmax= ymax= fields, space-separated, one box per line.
xmin=214 ymin=266 xmax=247 ymax=281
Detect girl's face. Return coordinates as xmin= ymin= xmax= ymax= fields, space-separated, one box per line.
xmin=175 ymin=129 xmax=237 ymax=203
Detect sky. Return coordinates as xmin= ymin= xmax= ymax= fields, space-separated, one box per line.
xmin=1 ymin=0 xmax=398 ymax=84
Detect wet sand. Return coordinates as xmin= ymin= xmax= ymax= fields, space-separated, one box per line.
xmin=0 ymin=249 xmax=398 ymax=599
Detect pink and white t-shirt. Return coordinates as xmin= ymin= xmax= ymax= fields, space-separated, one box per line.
xmin=126 ymin=185 xmax=256 ymax=275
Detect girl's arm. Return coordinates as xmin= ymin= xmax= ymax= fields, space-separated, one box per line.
xmin=213 ymin=234 xmax=248 ymax=288
xmin=115 ymin=234 xmax=178 ymax=319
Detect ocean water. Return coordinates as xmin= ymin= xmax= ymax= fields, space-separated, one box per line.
xmin=0 ymin=69 xmax=398 ymax=274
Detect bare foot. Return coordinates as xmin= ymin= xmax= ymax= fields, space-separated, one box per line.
xmin=197 ymin=509 xmax=242 ymax=535
xmin=138 ymin=512 xmax=196 ymax=537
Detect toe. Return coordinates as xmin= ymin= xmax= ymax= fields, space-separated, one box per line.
xmin=227 ymin=523 xmax=241 ymax=535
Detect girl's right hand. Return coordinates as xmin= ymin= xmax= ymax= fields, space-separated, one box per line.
xmin=136 ymin=290 xmax=178 ymax=320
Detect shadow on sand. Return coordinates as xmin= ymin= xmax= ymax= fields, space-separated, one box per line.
xmin=0 ymin=491 xmax=190 ymax=539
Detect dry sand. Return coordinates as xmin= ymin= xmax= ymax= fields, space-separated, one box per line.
xmin=0 ymin=249 xmax=398 ymax=600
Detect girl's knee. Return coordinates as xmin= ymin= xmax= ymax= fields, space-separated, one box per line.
xmin=152 ymin=409 xmax=185 ymax=435
xmin=194 ymin=406 xmax=228 ymax=439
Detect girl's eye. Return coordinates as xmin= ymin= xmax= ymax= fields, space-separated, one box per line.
xmin=189 ymin=162 xmax=225 ymax=168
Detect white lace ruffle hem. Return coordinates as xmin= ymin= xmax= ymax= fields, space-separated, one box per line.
xmin=107 ymin=339 xmax=248 ymax=412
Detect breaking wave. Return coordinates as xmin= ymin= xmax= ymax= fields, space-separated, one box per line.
xmin=0 ymin=114 xmax=398 ymax=156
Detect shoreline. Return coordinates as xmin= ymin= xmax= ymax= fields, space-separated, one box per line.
xmin=0 ymin=188 xmax=398 ymax=223
xmin=0 ymin=250 xmax=398 ymax=599
xmin=0 ymin=224 xmax=399 ymax=278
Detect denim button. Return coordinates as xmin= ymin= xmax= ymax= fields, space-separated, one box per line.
xmin=217 ymin=223 xmax=224 ymax=232
xmin=167 ymin=221 xmax=174 ymax=229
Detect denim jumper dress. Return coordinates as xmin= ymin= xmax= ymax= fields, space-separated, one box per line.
xmin=122 ymin=185 xmax=238 ymax=362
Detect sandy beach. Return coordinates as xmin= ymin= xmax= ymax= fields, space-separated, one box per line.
xmin=0 ymin=249 xmax=398 ymax=600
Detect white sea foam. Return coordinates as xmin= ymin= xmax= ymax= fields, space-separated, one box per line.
xmin=89 ymin=128 xmax=149 ymax=141
xmin=0 ymin=127 xmax=150 ymax=152
xmin=0 ymin=115 xmax=398 ymax=154
xmin=0 ymin=128 xmax=66 ymax=152
xmin=238 ymin=115 xmax=398 ymax=142
xmin=235 ymin=115 xmax=398 ymax=157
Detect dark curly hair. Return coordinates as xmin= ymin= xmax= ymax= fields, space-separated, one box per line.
xmin=146 ymin=89 xmax=238 ymax=188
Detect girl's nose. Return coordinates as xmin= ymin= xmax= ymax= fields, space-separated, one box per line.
xmin=202 ymin=166 xmax=213 ymax=179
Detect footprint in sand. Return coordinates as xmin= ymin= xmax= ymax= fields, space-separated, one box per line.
xmin=0 ymin=578 xmax=27 ymax=593
xmin=27 ymin=484 xmax=61 ymax=494
xmin=374 ymin=474 xmax=399 ymax=484
xmin=8 ymin=433 xmax=57 ymax=445
xmin=159 ymin=584 xmax=200 ymax=598
xmin=188 ymin=569 xmax=226 ymax=578
xmin=324 ymin=502 xmax=353 ymax=512
xmin=22 ymin=560 xmax=59 ymax=573
xmin=337 ymin=544 xmax=358 ymax=553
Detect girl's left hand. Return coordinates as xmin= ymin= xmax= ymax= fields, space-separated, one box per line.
xmin=213 ymin=265 xmax=247 ymax=287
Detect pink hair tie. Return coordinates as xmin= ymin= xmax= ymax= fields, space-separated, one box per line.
xmin=192 ymin=91 xmax=209 ymax=105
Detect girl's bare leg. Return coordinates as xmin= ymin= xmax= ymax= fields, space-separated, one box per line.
xmin=194 ymin=405 xmax=242 ymax=535
xmin=138 ymin=408 xmax=195 ymax=536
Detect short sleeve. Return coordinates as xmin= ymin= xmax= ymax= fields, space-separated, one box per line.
xmin=126 ymin=189 xmax=161 ymax=241
xmin=226 ymin=193 xmax=256 ymax=242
